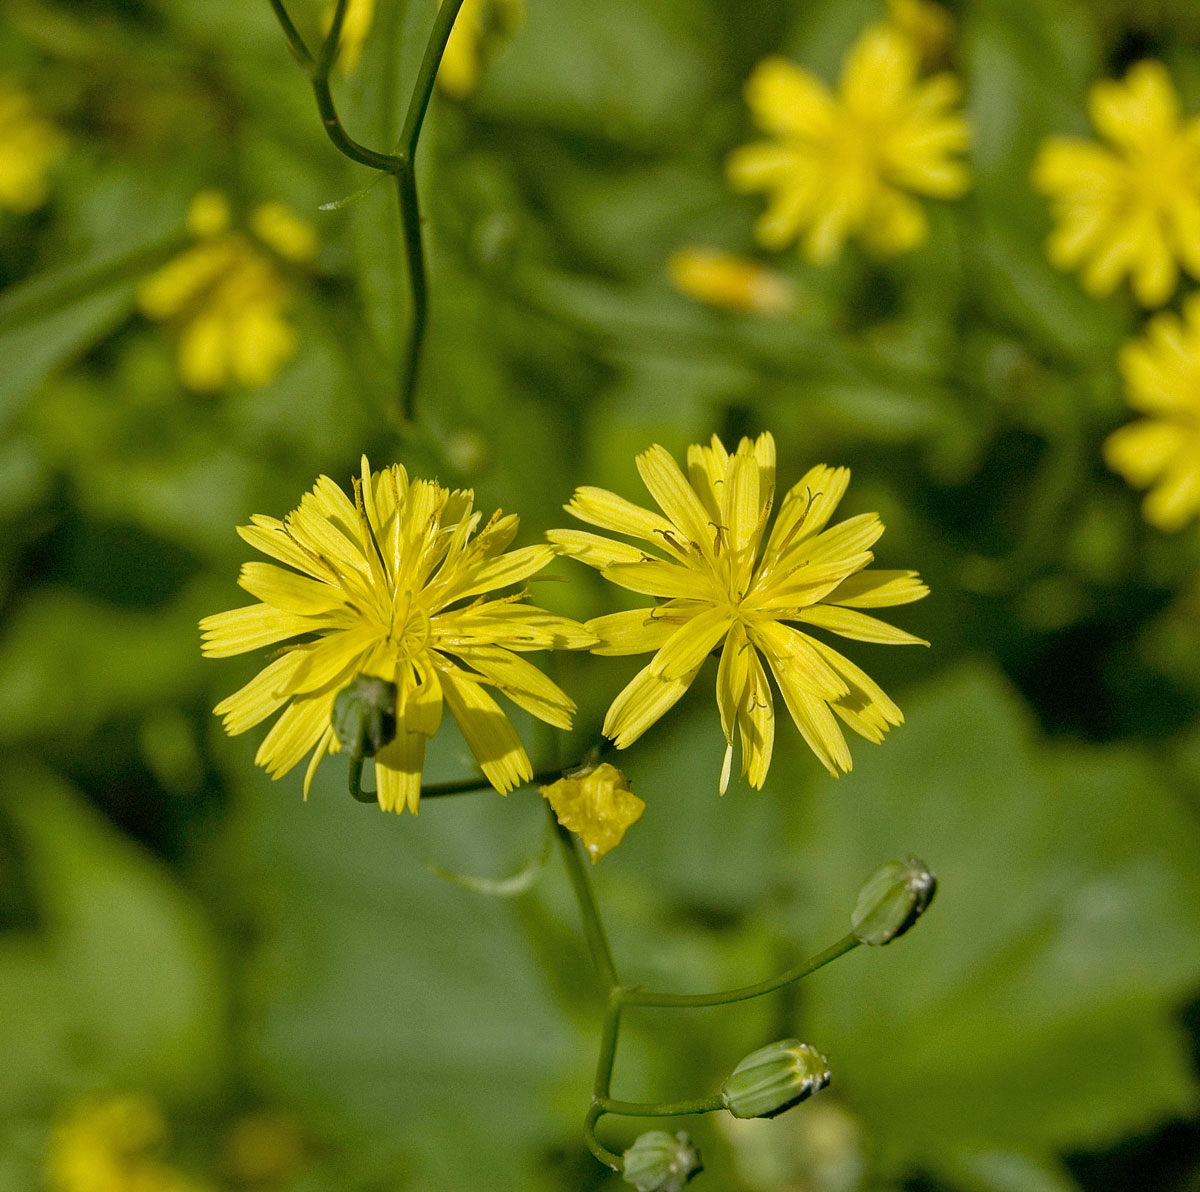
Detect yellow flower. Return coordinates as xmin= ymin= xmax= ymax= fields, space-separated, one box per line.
xmin=437 ymin=0 xmax=523 ymax=100
xmin=138 ymin=191 xmax=315 ymax=391
xmin=0 ymin=79 xmax=65 ymax=213
xmin=885 ymin=0 xmax=954 ymax=67
xmin=549 ymin=433 xmax=928 ymax=792
xmin=46 ymin=1095 xmax=211 ymax=1192
xmin=667 ymin=246 xmax=795 ymax=314
xmin=1104 ymin=292 xmax=1200 ymax=530
xmin=542 ymin=761 xmax=645 ymax=861
xmin=726 ymin=24 xmax=970 ymax=265
xmin=201 ymin=457 xmax=593 ymax=813
xmin=1032 ymin=61 xmax=1200 ymax=308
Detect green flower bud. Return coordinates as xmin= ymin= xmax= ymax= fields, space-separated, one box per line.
xmin=720 ymin=1039 xmax=831 ymax=1120
xmin=622 ymin=1130 xmax=702 ymax=1191
xmin=851 ymin=856 xmax=937 ymax=946
xmin=332 ymin=675 xmax=398 ymax=757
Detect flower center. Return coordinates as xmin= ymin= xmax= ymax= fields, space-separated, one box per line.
xmin=390 ymin=591 xmax=432 ymax=659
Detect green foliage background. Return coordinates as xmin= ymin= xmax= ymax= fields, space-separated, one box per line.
xmin=2 ymin=0 xmax=1200 ymax=1189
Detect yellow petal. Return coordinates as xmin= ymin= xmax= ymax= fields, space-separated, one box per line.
xmin=798 ymin=604 xmax=929 ymax=645
xmin=199 ymin=604 xmax=321 ymax=657
xmin=437 ymin=664 xmax=532 ymax=793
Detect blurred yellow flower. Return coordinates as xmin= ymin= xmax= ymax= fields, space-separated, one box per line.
xmin=46 ymin=1094 xmax=210 ymax=1192
xmin=549 ymin=433 xmax=928 ymax=791
xmin=437 ymin=0 xmax=523 ymax=100
xmin=667 ymin=246 xmax=795 ymax=315
xmin=726 ymin=24 xmax=970 ymax=265
xmin=542 ymin=761 xmax=645 ymax=861
xmin=1032 ymin=61 xmax=1200 ymax=308
xmin=885 ymin=0 xmax=954 ymax=66
xmin=138 ymin=191 xmax=315 ymax=391
xmin=201 ymin=457 xmax=593 ymax=812
xmin=1105 ymin=293 xmax=1200 ymax=530
xmin=0 ymin=79 xmax=65 ymax=213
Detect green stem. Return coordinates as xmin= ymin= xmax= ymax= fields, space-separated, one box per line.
xmin=394 ymin=166 xmax=426 ymax=422
xmin=583 ymin=1103 xmax=624 ymax=1170
xmin=266 ymin=0 xmax=404 ymax=171
xmin=265 ymin=0 xmax=314 ymax=67
xmin=397 ymin=0 xmax=466 ymax=160
xmin=347 ymin=753 xmax=374 ymax=802
xmin=599 ymin=1095 xmax=725 ymax=1118
xmin=619 ymin=934 xmax=862 ymax=1008
xmin=551 ymin=804 xmax=619 ymax=990
xmin=317 ymin=0 xmax=349 ymax=76
xmin=348 ymin=760 xmax=580 ymax=803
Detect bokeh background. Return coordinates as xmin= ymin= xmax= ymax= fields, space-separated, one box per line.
xmin=3 ymin=0 xmax=1200 ymax=1189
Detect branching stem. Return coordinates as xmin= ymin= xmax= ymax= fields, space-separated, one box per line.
xmin=265 ymin=0 xmax=467 ymax=419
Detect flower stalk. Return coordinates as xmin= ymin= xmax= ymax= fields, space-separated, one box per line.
xmin=265 ymin=0 xmax=467 ymax=420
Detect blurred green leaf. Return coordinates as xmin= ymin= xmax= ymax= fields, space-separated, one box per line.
xmin=0 ymin=768 xmax=226 ymax=1110
xmin=789 ymin=665 xmax=1200 ymax=1174
xmin=225 ymin=763 xmax=586 ymax=1191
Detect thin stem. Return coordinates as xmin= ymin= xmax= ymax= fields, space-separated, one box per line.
xmin=593 ymin=995 xmax=622 ymax=1099
xmin=550 ymin=803 xmax=619 ymax=991
xmin=348 ymin=754 xmax=596 ymax=803
xmin=266 ymin=0 xmax=402 ymax=170
xmin=265 ymin=0 xmax=470 ymax=421
xmin=599 ymin=1095 xmax=725 ymax=1118
xmin=398 ymin=0 xmax=466 ymax=160
xmin=347 ymin=754 xmax=375 ymax=802
xmin=583 ymin=1103 xmax=624 ymax=1170
xmin=620 ymin=934 xmax=862 ymax=1008
xmin=394 ymin=167 xmax=425 ymax=422
xmin=265 ymin=0 xmax=314 ymax=67
xmin=317 ymin=0 xmax=350 ymax=77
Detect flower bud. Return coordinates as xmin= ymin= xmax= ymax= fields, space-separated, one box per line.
xmin=851 ymin=857 xmax=937 ymax=946
xmin=720 ymin=1039 xmax=831 ymax=1120
xmin=622 ymin=1131 xmax=702 ymax=1191
xmin=332 ymin=675 xmax=398 ymax=757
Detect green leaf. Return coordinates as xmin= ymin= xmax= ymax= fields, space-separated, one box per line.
xmin=0 ymin=769 xmax=226 ymax=1110
xmin=784 ymin=664 xmax=1200 ymax=1173
xmin=225 ymin=762 xmax=584 ymax=1191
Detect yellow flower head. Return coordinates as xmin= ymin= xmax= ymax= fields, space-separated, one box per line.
xmin=437 ymin=0 xmax=523 ymax=100
xmin=0 ymin=79 xmax=65 ymax=213
xmin=1104 ymin=293 xmax=1200 ymax=530
xmin=542 ymin=761 xmax=645 ymax=861
xmin=1032 ymin=61 xmax=1200 ymax=308
xmin=201 ymin=458 xmax=594 ymax=813
xmin=46 ymin=1094 xmax=210 ymax=1192
xmin=726 ymin=24 xmax=970 ymax=265
xmin=667 ymin=246 xmax=795 ymax=315
xmin=549 ymin=433 xmax=928 ymax=792
xmin=138 ymin=191 xmax=315 ymax=391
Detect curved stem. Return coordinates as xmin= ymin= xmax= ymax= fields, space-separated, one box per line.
xmin=583 ymin=1103 xmax=624 ymax=1170
xmin=266 ymin=0 xmax=404 ymax=171
xmin=619 ymin=934 xmax=861 ymax=1008
xmin=347 ymin=753 xmax=375 ymax=802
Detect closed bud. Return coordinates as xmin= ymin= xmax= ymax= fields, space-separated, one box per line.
xmin=332 ymin=675 xmax=398 ymax=757
xmin=851 ymin=857 xmax=937 ymax=945
xmin=622 ymin=1130 xmax=702 ymax=1191
xmin=720 ymin=1039 xmax=831 ymax=1120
